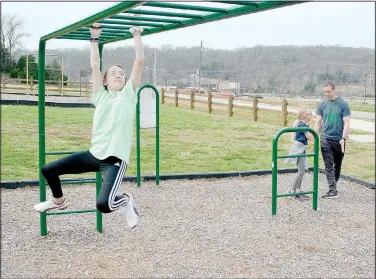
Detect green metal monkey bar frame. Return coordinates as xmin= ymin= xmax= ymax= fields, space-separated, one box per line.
xmin=272 ymin=127 xmax=319 ymax=215
xmin=38 ymin=1 xmax=304 ymax=236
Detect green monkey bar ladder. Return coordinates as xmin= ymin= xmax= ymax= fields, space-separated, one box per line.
xmin=271 ymin=127 xmax=320 ymax=215
xmin=38 ymin=1 xmax=305 ymax=236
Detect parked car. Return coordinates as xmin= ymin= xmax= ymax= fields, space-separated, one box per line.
xmin=221 ymin=92 xmax=235 ymax=97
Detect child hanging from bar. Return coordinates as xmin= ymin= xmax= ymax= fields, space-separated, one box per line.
xmin=284 ymin=106 xmax=314 ymax=201
xmin=33 ymin=23 xmax=145 ymax=228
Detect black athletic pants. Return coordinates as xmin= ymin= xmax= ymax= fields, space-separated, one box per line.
xmin=41 ymin=151 xmax=128 ymax=213
xmin=320 ymin=137 xmax=345 ymax=191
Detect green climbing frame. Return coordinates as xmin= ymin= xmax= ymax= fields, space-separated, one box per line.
xmin=42 ymin=1 xmax=304 ymax=44
xmin=38 ymin=1 xmax=305 ymax=236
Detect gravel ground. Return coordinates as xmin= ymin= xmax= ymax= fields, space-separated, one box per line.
xmin=1 ymin=173 xmax=375 ymax=278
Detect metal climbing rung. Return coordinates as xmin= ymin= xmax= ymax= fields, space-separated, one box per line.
xmin=47 ymin=209 xmax=97 ymax=215
xmin=45 ymin=151 xmax=81 ymax=155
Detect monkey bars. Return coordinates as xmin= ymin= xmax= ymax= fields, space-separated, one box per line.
xmin=38 ymin=1 xmax=305 ymax=236
xmin=41 ymin=1 xmax=303 ymax=44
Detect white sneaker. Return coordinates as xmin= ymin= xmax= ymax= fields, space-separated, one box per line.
xmin=129 ymin=27 xmax=144 ymax=34
xmin=121 ymin=193 xmax=139 ymax=228
xmin=34 ymin=199 xmax=67 ymax=212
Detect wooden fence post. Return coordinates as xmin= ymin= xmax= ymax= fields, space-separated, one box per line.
xmin=253 ymin=96 xmax=258 ymax=122
xmin=161 ymin=88 xmax=165 ymax=104
xmin=208 ymin=91 xmax=212 ymax=113
xmin=190 ymin=89 xmax=194 ymax=110
xmin=30 ymin=77 xmax=34 ymax=92
xmin=282 ymin=98 xmax=288 ymax=126
xmin=175 ymin=89 xmax=178 ymax=107
xmin=228 ymin=94 xmax=233 ymax=117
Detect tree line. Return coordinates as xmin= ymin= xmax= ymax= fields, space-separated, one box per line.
xmin=1 ymin=13 xmax=374 ymax=95
xmin=1 ymin=13 xmax=67 ymax=85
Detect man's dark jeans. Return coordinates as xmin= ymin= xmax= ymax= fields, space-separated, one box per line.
xmin=321 ymin=137 xmax=345 ymax=191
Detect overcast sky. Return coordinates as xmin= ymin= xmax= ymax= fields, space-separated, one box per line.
xmin=2 ymin=1 xmax=375 ymax=51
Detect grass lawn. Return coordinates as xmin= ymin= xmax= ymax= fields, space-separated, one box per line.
xmin=1 ymin=104 xmax=374 ymax=184
xmin=347 ymin=101 xmax=375 ymax=113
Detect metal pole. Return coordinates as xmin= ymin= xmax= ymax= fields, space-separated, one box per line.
xmin=198 ymin=40 xmax=203 ymax=93
xmin=364 ymin=65 xmax=368 ymax=104
xmin=26 ymin=54 xmax=29 ymax=90
xmin=156 ymin=86 xmax=160 ymax=185
xmin=38 ymin=40 xmax=47 ymax=236
xmin=99 ymin=44 xmax=103 ymax=72
xmin=193 ymin=74 xmax=196 ymax=91
xmin=271 ymin=138 xmax=277 ymax=215
xmin=136 ymin=84 xmax=160 ymax=187
xmin=96 ymin=43 xmax=104 ymax=232
xmin=96 ymin=172 xmax=103 ymax=232
xmin=153 ymin=48 xmax=157 ymax=85
xmin=313 ymin=131 xmax=319 ymax=211
xmin=136 ymin=88 xmax=141 ymax=187
xmin=80 ymin=76 xmax=82 ymax=96
xmin=61 ymin=56 xmax=64 ymax=93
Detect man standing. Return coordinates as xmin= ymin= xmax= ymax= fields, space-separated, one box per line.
xmin=315 ymin=80 xmax=351 ymax=198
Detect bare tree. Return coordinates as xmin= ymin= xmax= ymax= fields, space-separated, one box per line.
xmin=1 ymin=13 xmax=29 ymax=59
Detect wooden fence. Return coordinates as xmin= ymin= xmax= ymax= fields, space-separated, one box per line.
xmin=1 ymin=78 xmax=90 ymax=96
xmin=2 ymin=78 xmax=303 ymax=127
xmin=161 ymin=88 xmax=293 ymax=127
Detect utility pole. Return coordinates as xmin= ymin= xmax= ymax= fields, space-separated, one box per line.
xmin=370 ymin=73 xmax=373 ymax=100
xmin=364 ymin=64 xmax=368 ymax=104
xmin=26 ymin=54 xmax=29 ymax=89
xmin=153 ymin=48 xmax=157 ymax=85
xmin=198 ymin=40 xmax=203 ymax=93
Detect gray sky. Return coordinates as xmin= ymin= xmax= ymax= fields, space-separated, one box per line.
xmin=2 ymin=1 xmax=375 ymax=51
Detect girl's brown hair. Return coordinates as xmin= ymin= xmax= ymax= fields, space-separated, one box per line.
xmin=103 ymin=64 xmax=127 ymax=90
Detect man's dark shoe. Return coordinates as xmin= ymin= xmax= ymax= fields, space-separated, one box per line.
xmin=322 ymin=190 xmax=338 ymax=199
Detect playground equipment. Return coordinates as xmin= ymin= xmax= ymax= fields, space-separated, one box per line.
xmin=136 ymin=84 xmax=160 ymax=187
xmin=27 ymin=53 xmax=64 ymax=93
xmin=271 ymin=127 xmax=319 ymax=215
xmin=37 ymin=1 xmax=304 ymax=236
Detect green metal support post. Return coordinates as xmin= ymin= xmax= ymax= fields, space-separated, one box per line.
xmin=272 ymin=127 xmax=319 ymax=215
xmin=38 ymin=40 xmax=47 ymax=236
xmin=136 ymin=84 xmax=160 ymax=187
xmin=96 ymin=43 xmax=104 ymax=233
xmin=38 ymin=43 xmax=105 ymax=236
xmin=96 ymin=172 xmax=102 ymax=232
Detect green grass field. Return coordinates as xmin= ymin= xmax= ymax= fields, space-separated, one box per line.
xmin=1 ymin=104 xmax=375 ymax=184
xmin=347 ymin=101 xmax=375 ymax=113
